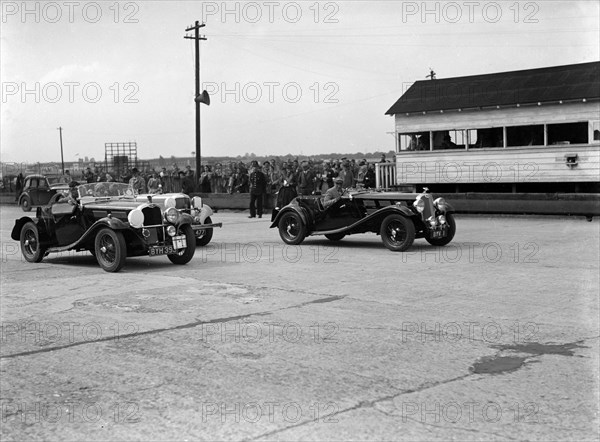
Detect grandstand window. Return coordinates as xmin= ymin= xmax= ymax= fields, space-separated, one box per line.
xmin=506 ymin=125 xmax=544 ymax=147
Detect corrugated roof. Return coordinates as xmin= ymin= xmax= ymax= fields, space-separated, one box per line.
xmin=385 ymin=62 xmax=600 ymax=115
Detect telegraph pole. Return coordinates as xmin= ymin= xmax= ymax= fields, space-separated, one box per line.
xmin=57 ymin=126 xmax=64 ymax=174
xmin=184 ymin=21 xmax=207 ymax=191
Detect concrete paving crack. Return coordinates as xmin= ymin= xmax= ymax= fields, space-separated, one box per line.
xmin=248 ymin=374 xmax=472 ymax=441
xmin=0 ymin=294 xmax=345 ymax=359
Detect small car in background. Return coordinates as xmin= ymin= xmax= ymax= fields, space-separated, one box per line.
xmin=271 ymin=188 xmax=456 ymax=252
xmin=17 ymin=175 xmax=68 ymax=212
xmin=12 ymin=182 xmax=197 ymax=272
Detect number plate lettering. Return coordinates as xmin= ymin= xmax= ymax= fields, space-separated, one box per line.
xmin=149 ymin=246 xmax=175 ymax=256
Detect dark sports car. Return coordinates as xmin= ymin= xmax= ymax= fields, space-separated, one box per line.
xmin=12 ymin=182 xmax=196 ymax=272
xmin=270 ymin=188 xmax=456 ymax=251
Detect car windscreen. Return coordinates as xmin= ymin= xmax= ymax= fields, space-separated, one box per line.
xmin=77 ymin=182 xmax=133 ymax=198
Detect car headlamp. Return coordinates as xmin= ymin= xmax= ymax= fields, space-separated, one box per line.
xmin=165 ymin=207 xmax=179 ymax=224
xmin=413 ymin=197 xmax=425 ymax=213
xmin=164 ymin=197 xmax=177 ymax=209
xmin=438 ymin=214 xmax=447 ymax=225
xmin=166 ymin=225 xmax=177 ymax=236
xmin=127 ymin=209 xmax=144 ymax=228
xmin=191 ymin=196 xmax=202 ymax=209
xmin=434 ymin=197 xmax=448 ymax=212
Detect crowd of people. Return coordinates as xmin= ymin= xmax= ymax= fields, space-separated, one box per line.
xmin=58 ymin=154 xmax=394 ymax=197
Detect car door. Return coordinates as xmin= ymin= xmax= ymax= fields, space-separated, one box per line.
xmin=28 ymin=178 xmax=40 ymax=205
xmin=316 ymin=197 xmax=359 ymax=231
xmin=36 ymin=178 xmax=53 ymax=205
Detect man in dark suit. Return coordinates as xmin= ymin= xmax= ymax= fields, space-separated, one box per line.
xmin=248 ymin=161 xmax=267 ymax=218
xmin=297 ymin=161 xmax=315 ymax=195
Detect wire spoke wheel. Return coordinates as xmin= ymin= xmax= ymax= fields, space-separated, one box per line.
xmin=20 ymin=222 xmax=45 ymax=263
xmin=380 ymin=214 xmax=415 ymax=252
xmin=95 ymin=228 xmax=127 ymax=272
xmin=278 ymin=212 xmax=306 ymax=245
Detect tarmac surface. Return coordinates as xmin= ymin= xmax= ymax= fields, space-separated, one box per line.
xmin=0 ymin=204 xmax=598 ymax=441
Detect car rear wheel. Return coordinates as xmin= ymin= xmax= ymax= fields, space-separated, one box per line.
xmin=425 ymin=213 xmax=456 ymax=246
xmin=325 ymin=233 xmax=345 ymax=241
xmin=168 ymin=224 xmax=196 ymax=265
xmin=380 ymin=214 xmax=415 ymax=252
xmin=278 ymin=212 xmax=306 ymax=245
xmin=95 ymin=228 xmax=127 ymax=272
xmin=195 ymin=216 xmax=214 ymax=246
xmin=20 ymin=222 xmax=45 ymax=263
xmin=20 ymin=196 xmax=32 ymax=212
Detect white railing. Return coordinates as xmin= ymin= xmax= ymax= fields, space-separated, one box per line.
xmin=375 ymin=162 xmax=397 ymax=189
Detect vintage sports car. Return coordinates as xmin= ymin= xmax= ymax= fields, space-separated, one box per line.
xmin=132 ymin=193 xmax=221 ymax=246
xmin=270 ymin=188 xmax=456 ymax=251
xmin=17 ymin=174 xmax=69 ymax=212
xmin=12 ymin=182 xmax=197 ymax=272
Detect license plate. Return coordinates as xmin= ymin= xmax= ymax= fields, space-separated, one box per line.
xmin=172 ymin=235 xmax=187 ymax=249
xmin=431 ymin=230 xmax=443 ymax=239
xmin=149 ymin=245 xmax=175 ymax=256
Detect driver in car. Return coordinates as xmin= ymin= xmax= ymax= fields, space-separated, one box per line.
xmin=322 ymin=177 xmax=344 ymax=209
xmin=65 ymin=181 xmax=80 ymax=205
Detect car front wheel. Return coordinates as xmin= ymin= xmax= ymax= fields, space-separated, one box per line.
xmin=20 ymin=221 xmax=45 ymax=263
xmin=425 ymin=213 xmax=456 ymax=246
xmin=278 ymin=212 xmax=306 ymax=245
xmin=380 ymin=214 xmax=415 ymax=252
xmin=95 ymin=228 xmax=127 ymax=272
xmin=168 ymin=224 xmax=196 ymax=265
xmin=195 ymin=216 xmax=214 ymax=246
xmin=20 ymin=196 xmax=32 ymax=212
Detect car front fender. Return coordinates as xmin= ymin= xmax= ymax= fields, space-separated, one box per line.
xmin=197 ymin=204 xmax=214 ymax=223
xmin=270 ymin=206 xmax=310 ymax=229
xmin=72 ymin=217 xmax=132 ymax=248
xmin=11 ymin=217 xmax=37 ymax=240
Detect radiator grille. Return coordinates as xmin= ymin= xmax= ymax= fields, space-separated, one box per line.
xmin=142 ymin=206 xmax=163 ymax=226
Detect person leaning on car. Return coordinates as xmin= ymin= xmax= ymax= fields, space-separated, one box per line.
xmin=322 ymin=177 xmax=344 ymax=209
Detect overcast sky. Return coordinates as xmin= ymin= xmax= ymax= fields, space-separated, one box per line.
xmin=1 ymin=0 xmax=598 ymax=164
